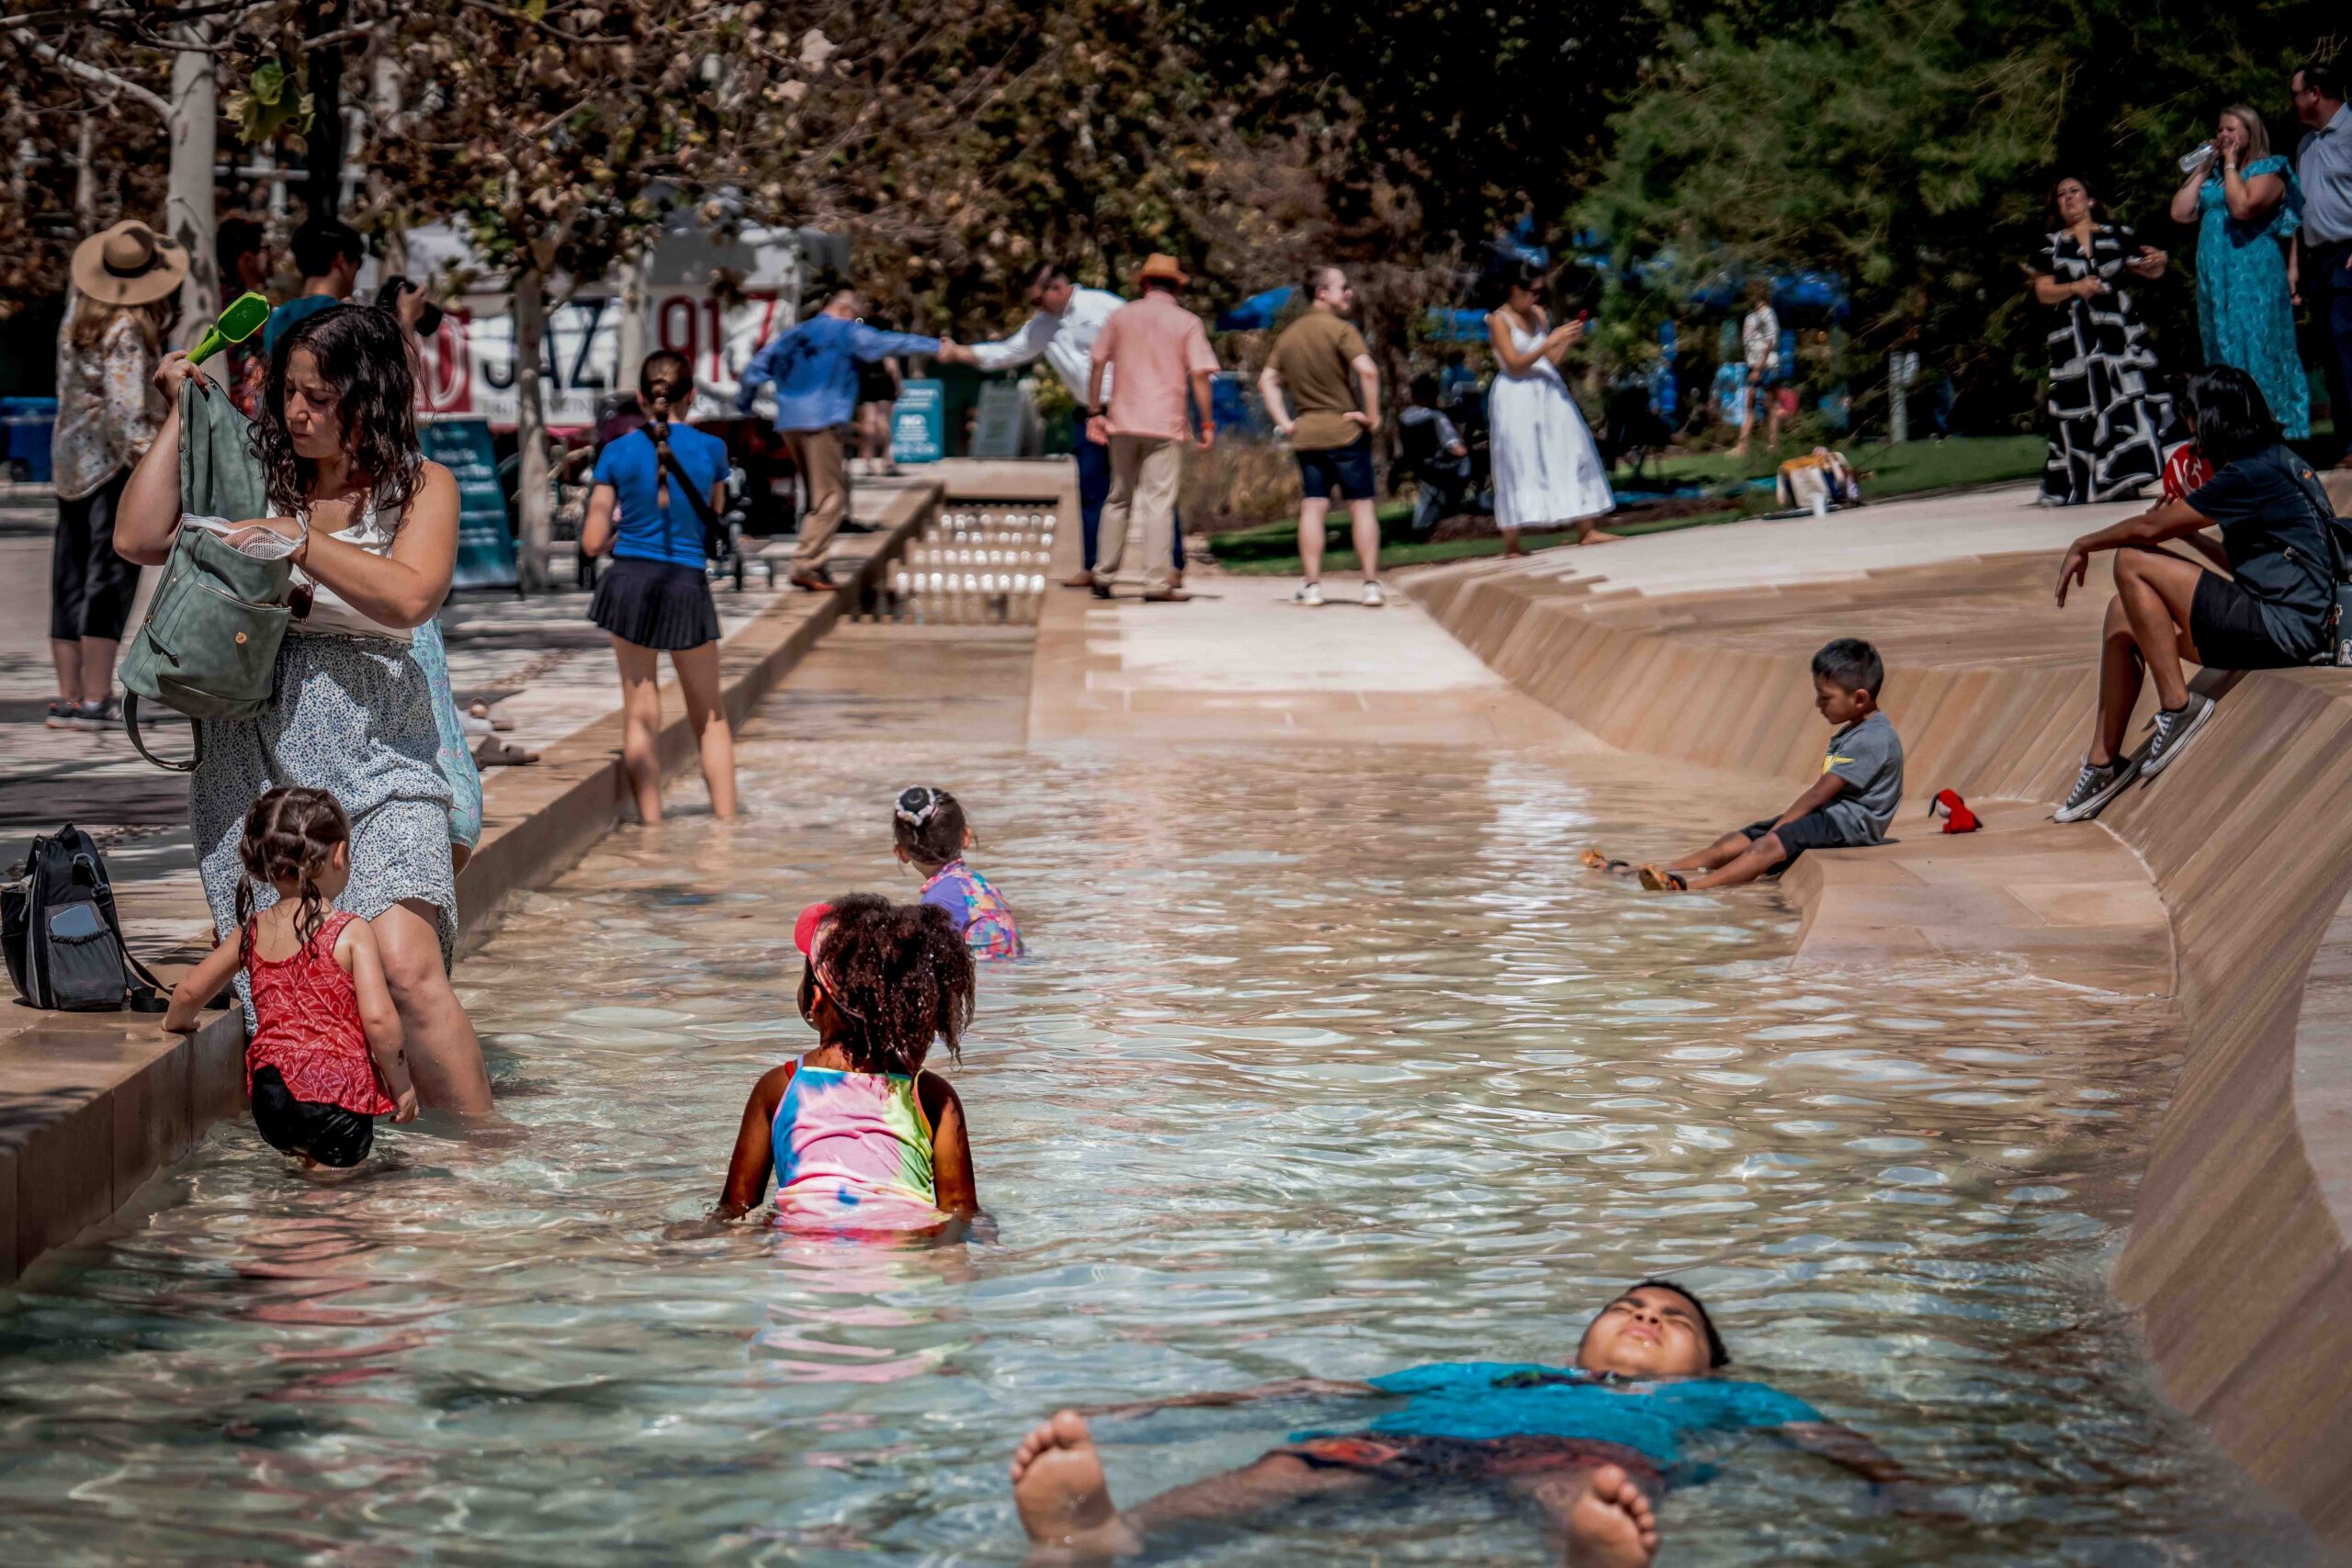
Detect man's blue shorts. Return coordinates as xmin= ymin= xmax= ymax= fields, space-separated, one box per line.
xmin=1297 ymin=437 xmax=1377 ymax=502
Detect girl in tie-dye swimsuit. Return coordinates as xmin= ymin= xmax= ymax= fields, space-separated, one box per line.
xmin=716 ymin=893 xmax=980 ymax=1228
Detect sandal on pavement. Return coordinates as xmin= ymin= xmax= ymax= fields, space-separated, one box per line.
xmin=473 ymin=736 xmax=540 ymax=766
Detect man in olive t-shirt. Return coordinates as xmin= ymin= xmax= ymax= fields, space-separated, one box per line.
xmin=1259 ymin=266 xmax=1385 ymax=607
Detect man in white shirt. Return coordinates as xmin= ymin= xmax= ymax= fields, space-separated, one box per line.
xmin=2292 ymin=56 xmax=2352 ymax=468
xmin=971 ymin=263 xmax=1183 ymax=585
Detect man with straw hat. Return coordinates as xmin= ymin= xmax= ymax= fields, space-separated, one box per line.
xmin=1081 ymin=254 xmax=1218 ymax=603
xmin=48 ymin=220 xmax=185 ymax=730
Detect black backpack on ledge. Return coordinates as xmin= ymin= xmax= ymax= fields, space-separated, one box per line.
xmin=2 ymin=825 xmax=170 ymax=1013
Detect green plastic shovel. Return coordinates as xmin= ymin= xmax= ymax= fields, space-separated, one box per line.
xmin=189 ymin=291 xmax=273 ymax=365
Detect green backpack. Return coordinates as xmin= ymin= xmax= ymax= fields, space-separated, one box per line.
xmin=117 ymin=380 xmax=293 ymax=771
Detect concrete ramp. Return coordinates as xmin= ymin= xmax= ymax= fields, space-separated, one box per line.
xmin=1409 ymin=495 xmax=2352 ymax=1548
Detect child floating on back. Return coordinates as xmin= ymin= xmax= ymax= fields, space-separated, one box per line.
xmin=893 ymin=785 xmax=1025 ymax=960
xmin=1008 ymin=1279 xmax=1935 ymax=1565
xmin=715 ymin=894 xmax=978 ymax=1229
xmin=1589 ymin=638 xmax=1904 ymax=892
xmin=164 ymin=787 xmax=417 ymax=1167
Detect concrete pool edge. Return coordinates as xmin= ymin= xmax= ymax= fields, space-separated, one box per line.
xmin=0 ymin=479 xmax=944 ymax=1290
xmin=1408 ymin=547 xmax=2352 ymax=1548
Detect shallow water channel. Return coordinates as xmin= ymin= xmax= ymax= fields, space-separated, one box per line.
xmin=0 ymin=634 xmax=2320 ymax=1564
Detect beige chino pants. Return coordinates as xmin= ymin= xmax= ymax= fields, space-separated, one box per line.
xmin=786 ymin=427 xmax=847 ymax=572
xmin=1092 ymin=434 xmax=1182 ymax=595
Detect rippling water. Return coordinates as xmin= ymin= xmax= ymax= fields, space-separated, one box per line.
xmin=0 ymin=650 xmax=2318 ymax=1563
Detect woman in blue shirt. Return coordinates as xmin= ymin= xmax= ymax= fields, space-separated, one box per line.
xmin=582 ymin=351 xmax=737 ymax=823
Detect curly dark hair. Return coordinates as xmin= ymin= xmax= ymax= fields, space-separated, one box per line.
xmin=253 ymin=303 xmax=424 ymax=523
xmin=233 ymin=786 xmax=351 ymax=959
xmin=891 ymin=784 xmax=969 ymax=871
xmin=799 ymin=893 xmax=975 ymax=1077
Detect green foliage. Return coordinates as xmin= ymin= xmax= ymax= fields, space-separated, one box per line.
xmin=1586 ymin=0 xmax=2341 ymax=430
xmin=232 ymin=58 xmax=313 ymax=146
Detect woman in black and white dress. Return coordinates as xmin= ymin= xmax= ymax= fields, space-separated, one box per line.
xmin=2030 ymin=176 xmax=2173 ymax=505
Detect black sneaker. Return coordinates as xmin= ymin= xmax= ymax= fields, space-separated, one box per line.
xmin=43 ymin=699 xmax=76 ymax=730
xmin=2053 ymin=757 xmax=2136 ymax=823
xmin=2138 ymin=693 xmax=2217 ymax=779
xmin=72 ymin=697 xmax=120 ymax=731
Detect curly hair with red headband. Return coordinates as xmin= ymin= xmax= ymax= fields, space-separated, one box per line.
xmin=797 ymin=893 xmax=975 ymax=1077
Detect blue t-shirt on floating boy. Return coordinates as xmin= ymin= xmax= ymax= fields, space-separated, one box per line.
xmin=591 ymin=424 xmax=731 ymax=569
xmin=1295 ymin=1362 xmax=1822 ymax=1472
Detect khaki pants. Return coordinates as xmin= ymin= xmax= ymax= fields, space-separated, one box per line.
xmin=786 ymin=427 xmax=847 ymax=572
xmin=1093 ymin=434 xmax=1182 ymax=595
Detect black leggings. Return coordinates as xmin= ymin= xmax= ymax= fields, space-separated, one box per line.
xmin=51 ymin=468 xmax=141 ymax=643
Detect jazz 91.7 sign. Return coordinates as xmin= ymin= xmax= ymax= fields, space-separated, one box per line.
xmin=415 ymin=288 xmax=786 ymax=428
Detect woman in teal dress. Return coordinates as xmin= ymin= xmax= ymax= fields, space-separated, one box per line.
xmin=2170 ymin=104 xmax=2309 ymax=437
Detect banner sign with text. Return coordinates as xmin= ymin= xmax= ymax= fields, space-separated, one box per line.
xmin=413 ymin=290 xmax=789 ymax=431
xmin=419 ymin=418 xmax=520 ymax=590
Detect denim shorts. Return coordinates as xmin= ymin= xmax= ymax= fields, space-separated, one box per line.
xmin=1296 ymin=437 xmax=1377 ymax=502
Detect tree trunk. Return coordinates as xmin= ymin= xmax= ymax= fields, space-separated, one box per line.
xmin=302 ymin=0 xmax=345 ymax=219
xmin=74 ymin=111 xmax=97 ymax=233
xmin=367 ymin=47 xmax=406 ymax=276
xmin=615 ymin=245 xmax=651 ymax=398
xmin=166 ymin=25 xmax=220 ymax=346
xmin=513 ymin=262 xmax=556 ymax=592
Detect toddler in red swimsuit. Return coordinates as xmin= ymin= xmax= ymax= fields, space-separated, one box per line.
xmin=165 ymin=786 xmax=417 ymax=1166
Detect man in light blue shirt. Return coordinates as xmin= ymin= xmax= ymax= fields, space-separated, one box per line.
xmin=736 ymin=285 xmax=963 ymax=589
xmin=2293 ymin=57 xmax=2352 ymax=466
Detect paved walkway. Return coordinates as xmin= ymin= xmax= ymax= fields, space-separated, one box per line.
xmin=1443 ymin=479 xmax=2137 ymax=599
xmin=1031 ymin=559 xmax=1601 ymax=748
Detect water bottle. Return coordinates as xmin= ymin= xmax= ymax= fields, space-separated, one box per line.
xmin=2178 ymin=141 xmax=2216 ymax=175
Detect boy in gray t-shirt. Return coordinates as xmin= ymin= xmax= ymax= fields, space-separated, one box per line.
xmin=1587 ymin=639 xmax=1905 ymax=892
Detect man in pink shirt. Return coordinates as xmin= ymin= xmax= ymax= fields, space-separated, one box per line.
xmin=1083 ymin=254 xmax=1218 ymax=602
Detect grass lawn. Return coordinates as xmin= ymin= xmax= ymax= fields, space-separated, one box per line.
xmin=1619 ymin=434 xmax=2045 ymax=496
xmin=1209 ymin=434 xmax=2047 ymax=578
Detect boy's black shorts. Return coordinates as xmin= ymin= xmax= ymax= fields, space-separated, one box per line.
xmin=1739 ymin=810 xmax=1852 ymax=873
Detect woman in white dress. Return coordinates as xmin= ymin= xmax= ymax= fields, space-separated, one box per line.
xmin=1486 ymin=261 xmax=1618 ymax=555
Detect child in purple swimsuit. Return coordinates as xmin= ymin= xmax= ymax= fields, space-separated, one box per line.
xmin=892 ymin=785 xmax=1025 ymax=960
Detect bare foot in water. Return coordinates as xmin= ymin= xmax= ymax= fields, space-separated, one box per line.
xmin=1566 ymin=1464 xmax=1657 ymax=1567
xmin=1011 ymin=1411 xmax=1140 ymax=1560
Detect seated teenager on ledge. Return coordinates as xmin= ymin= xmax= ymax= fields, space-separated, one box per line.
xmin=1584 ymin=639 xmax=1905 ymax=893
xmin=2053 ymin=367 xmax=2346 ymax=823
xmin=1006 ymin=1280 xmax=1938 ymax=1565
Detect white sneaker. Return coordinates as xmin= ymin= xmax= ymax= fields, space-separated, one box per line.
xmin=1361 ymin=581 xmax=1385 ymax=608
xmin=1294 ymin=581 xmax=1325 ymax=607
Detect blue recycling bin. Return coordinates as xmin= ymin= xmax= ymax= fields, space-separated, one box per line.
xmin=2 ymin=399 xmax=56 ymax=483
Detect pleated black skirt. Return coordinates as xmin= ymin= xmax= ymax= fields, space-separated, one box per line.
xmin=590 ymin=556 xmax=721 ymax=650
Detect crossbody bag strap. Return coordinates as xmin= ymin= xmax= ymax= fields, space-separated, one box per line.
xmin=650 ymin=430 xmax=724 ymax=533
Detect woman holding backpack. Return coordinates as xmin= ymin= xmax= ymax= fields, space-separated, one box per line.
xmin=115 ymin=304 xmax=494 ymax=1115
xmin=581 ymin=350 xmax=738 ymax=825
